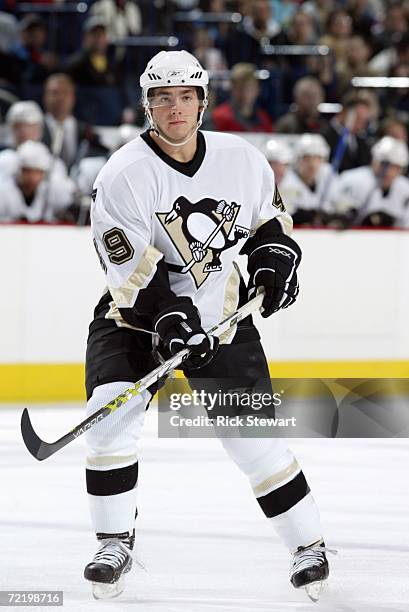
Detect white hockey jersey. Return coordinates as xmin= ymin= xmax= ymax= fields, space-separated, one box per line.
xmin=0 ymin=148 xmax=69 ymax=181
xmin=0 ymin=175 xmax=76 ymax=222
xmin=279 ymin=162 xmax=339 ymax=216
xmin=92 ymin=130 xmax=292 ymax=336
xmin=73 ymin=156 xmax=107 ymax=198
xmin=333 ymin=166 xmax=409 ymax=227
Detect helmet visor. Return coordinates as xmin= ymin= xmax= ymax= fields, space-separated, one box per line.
xmin=147 ymin=89 xmax=204 ymax=109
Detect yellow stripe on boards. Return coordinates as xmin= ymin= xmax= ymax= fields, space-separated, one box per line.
xmin=0 ymin=361 xmax=408 ymax=402
xmin=267 ymin=361 xmax=409 ymax=378
xmin=0 ymin=364 xmax=86 ymax=402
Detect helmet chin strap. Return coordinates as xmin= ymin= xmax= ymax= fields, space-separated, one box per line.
xmin=146 ymin=106 xmax=206 ymax=148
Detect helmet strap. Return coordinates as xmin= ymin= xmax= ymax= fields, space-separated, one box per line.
xmin=144 ymin=98 xmax=207 ymax=148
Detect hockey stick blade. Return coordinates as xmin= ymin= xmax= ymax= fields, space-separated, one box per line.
xmin=21 ymin=407 xmax=61 ymax=461
xmin=21 ymin=404 xmax=114 ymax=461
xmin=21 ymin=292 xmax=264 ymax=461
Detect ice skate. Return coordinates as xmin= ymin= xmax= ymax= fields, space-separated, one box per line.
xmin=84 ymin=531 xmax=134 ymax=600
xmin=290 ymin=539 xmax=336 ymax=602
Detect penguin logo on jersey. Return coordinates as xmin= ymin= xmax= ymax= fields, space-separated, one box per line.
xmin=157 ymin=196 xmax=250 ymax=289
xmin=272 ymin=185 xmax=286 ymax=213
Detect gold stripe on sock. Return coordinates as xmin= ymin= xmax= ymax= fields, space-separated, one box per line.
xmin=86 ymin=454 xmax=138 ymax=468
xmin=253 ymin=458 xmax=300 ymax=496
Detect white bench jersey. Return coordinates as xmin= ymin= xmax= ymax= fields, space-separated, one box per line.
xmin=279 ymin=162 xmax=339 ymax=216
xmin=334 ymin=165 xmax=409 ymax=226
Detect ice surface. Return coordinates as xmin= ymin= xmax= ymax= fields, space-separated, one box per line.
xmin=0 ymin=404 xmax=408 ymax=612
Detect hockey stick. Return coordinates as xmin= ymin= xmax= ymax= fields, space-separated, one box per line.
xmin=21 ymin=292 xmax=264 ymax=461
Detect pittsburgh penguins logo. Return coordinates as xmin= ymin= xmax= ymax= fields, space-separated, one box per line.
xmin=157 ymin=196 xmax=250 ymax=288
xmin=272 ymin=184 xmax=286 ymax=212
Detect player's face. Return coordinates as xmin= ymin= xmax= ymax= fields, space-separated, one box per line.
xmin=13 ymin=122 xmax=42 ymax=145
xmin=298 ymin=155 xmax=323 ymax=184
xmin=18 ymin=167 xmax=45 ymax=197
xmin=268 ymin=160 xmax=289 ymax=185
xmin=149 ymin=87 xmax=200 ymax=142
xmin=372 ymin=160 xmax=402 ymax=189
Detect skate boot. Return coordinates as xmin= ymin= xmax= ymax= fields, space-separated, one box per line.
xmin=84 ymin=530 xmax=135 ymax=600
xmin=290 ymin=539 xmax=336 ymax=602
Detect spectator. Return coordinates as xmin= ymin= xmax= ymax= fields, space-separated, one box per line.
xmin=42 ymin=73 xmax=108 ymax=171
xmin=0 ymin=140 xmax=75 ymax=222
xmin=225 ymin=0 xmax=281 ymax=67
xmin=65 ymin=17 xmax=123 ymax=87
xmin=346 ymin=0 xmax=380 ymax=42
xmin=334 ymin=136 xmax=409 ymax=227
xmin=192 ymin=27 xmax=227 ymax=72
xmin=372 ymin=2 xmax=408 ymax=53
xmin=0 ymin=11 xmax=21 ymax=90
xmin=380 ymin=62 xmax=409 ymax=118
xmin=322 ymin=90 xmax=372 ymax=173
xmin=279 ymin=133 xmax=338 ymax=225
xmin=275 ymin=76 xmax=328 ymax=134
xmin=270 ymin=0 xmax=298 ymax=27
xmin=378 ymin=117 xmax=408 ymax=143
xmin=205 ymin=62 xmax=273 ymax=132
xmin=320 ymin=8 xmax=353 ymax=62
xmin=276 ymin=9 xmax=318 ymax=45
xmin=12 ymin=14 xmax=58 ymax=84
xmin=198 ymin=0 xmax=230 ymax=47
xmin=89 ymin=0 xmax=142 ymax=42
xmin=302 ymin=0 xmax=337 ymax=36
xmin=274 ymin=9 xmax=339 ymax=100
xmin=263 ymin=137 xmax=293 ymax=185
xmin=369 ymin=32 xmax=409 ymax=76
xmin=336 ymin=35 xmax=377 ymax=97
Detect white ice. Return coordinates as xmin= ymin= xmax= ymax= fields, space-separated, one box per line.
xmin=1 ymin=404 xmax=409 ymax=612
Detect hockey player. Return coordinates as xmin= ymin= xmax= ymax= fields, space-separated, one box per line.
xmin=0 ymin=140 xmax=76 ymax=222
xmin=334 ymin=136 xmax=409 ymax=227
xmin=72 ymin=124 xmax=139 ymax=209
xmin=264 ymin=137 xmax=293 ymax=186
xmin=0 ymin=101 xmax=44 ymax=177
xmin=279 ymin=133 xmax=339 ymax=225
xmin=0 ymin=101 xmax=69 ymax=182
xmin=84 ymin=50 xmax=332 ymax=600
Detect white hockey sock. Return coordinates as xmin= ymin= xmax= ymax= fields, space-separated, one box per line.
xmin=85 ymin=381 xmax=150 ymax=535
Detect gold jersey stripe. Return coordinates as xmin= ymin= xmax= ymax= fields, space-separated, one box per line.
xmin=110 ymin=244 xmax=163 ymax=307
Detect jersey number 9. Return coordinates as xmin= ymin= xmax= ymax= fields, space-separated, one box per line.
xmin=102 ymin=227 xmax=135 ymax=264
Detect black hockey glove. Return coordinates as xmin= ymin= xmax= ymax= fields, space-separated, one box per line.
xmin=247 ymin=234 xmax=302 ymax=318
xmin=153 ymin=300 xmax=219 ymax=370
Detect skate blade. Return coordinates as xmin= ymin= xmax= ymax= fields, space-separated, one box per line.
xmin=91 ymin=576 xmax=125 ymax=600
xmin=305 ymin=579 xmax=326 ymax=602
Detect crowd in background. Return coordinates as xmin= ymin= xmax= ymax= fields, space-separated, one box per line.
xmin=1 ymin=0 xmax=409 ymax=227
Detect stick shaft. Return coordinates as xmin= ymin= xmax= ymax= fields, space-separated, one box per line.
xmin=21 ymin=292 xmax=264 ymax=460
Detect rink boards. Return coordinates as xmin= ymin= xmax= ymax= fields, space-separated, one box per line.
xmin=0 ymin=224 xmax=408 ymax=401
